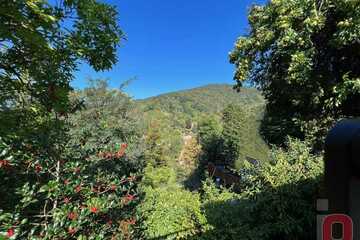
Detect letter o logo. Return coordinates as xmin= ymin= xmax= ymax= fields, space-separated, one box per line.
xmin=322 ymin=214 xmax=353 ymax=240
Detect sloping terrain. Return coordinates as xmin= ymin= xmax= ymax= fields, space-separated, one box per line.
xmin=136 ymin=84 xmax=269 ymax=172
xmin=137 ymin=84 xmax=265 ymax=118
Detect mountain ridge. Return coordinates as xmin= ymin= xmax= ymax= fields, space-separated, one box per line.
xmin=136 ymin=84 xmax=265 ymax=117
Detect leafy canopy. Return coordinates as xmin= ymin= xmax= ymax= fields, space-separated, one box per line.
xmin=230 ymin=0 xmax=360 ymax=145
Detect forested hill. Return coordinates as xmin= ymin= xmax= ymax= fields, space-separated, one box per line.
xmin=136 ymin=84 xmax=265 ymax=117
xmin=134 ymin=84 xmax=269 ymax=172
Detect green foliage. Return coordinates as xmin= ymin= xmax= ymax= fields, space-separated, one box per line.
xmin=140 ymin=185 xmax=206 ymax=240
xmin=138 ymin=85 xmax=267 ymax=176
xmin=198 ymin=179 xmax=245 ymax=240
xmin=137 ymin=84 xmax=264 ymax=130
xmin=230 ymin=0 xmax=360 ymax=147
xmin=222 ymin=104 xmax=247 ymax=167
xmin=238 ymin=138 xmax=323 ymax=239
xmin=0 ymin=0 xmax=123 ymax=137
xmin=139 ymin=159 xmax=207 ymax=240
xmin=197 ymin=138 xmax=323 ymax=240
xmin=0 ymin=79 xmax=144 ymax=239
xmin=142 ymin=165 xmax=177 ymax=188
xmin=199 ymin=104 xmax=269 ymax=170
xmin=198 ymin=115 xmax=223 ymax=164
xmin=144 ymin=121 xmax=171 ymax=167
xmin=1 ymin=1 xmax=124 ymax=237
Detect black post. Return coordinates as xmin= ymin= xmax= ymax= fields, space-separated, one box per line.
xmin=324 ymin=119 xmax=360 ymax=239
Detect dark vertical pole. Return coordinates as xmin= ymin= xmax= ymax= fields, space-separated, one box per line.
xmin=324 ymin=119 xmax=360 ymax=239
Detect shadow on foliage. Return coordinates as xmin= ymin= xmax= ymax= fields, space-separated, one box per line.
xmin=182 ymin=162 xmax=206 ymax=192
xmin=150 ymin=176 xmax=321 ymax=240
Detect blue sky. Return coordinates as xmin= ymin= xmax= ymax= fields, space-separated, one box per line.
xmin=72 ymin=0 xmax=266 ymax=99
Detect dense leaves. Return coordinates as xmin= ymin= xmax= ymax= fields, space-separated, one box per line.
xmin=196 ymin=138 xmax=323 ymax=240
xmin=0 ymin=79 xmax=145 ymax=239
xmin=0 ymin=0 xmax=130 ymax=238
xmin=230 ymin=0 xmax=360 ymax=147
xmin=140 ymin=167 xmax=206 ymax=240
xmin=198 ymin=104 xmax=269 ymax=170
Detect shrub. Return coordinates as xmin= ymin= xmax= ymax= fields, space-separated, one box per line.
xmin=142 ymin=166 xmax=177 ymax=188
xmin=140 ymin=185 xmax=206 ymax=240
xmin=198 ymin=138 xmax=323 ymax=240
xmin=0 ymin=80 xmax=144 ymax=239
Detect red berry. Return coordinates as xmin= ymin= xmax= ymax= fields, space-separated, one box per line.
xmin=126 ymin=194 xmax=135 ymax=201
xmin=90 ymin=206 xmax=98 ymax=213
xmin=7 ymin=228 xmax=14 ymax=237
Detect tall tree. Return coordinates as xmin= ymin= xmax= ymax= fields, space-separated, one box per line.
xmin=0 ymin=0 xmax=123 ymax=139
xmin=198 ymin=114 xmax=223 ymax=164
xmin=0 ymin=1 xmax=127 ymax=238
xmin=221 ymin=104 xmax=247 ymax=167
xmin=230 ymin=0 xmax=360 ymax=146
xmin=144 ymin=121 xmax=169 ymax=167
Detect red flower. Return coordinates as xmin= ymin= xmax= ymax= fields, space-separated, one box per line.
xmin=121 ymin=143 xmax=128 ymax=149
xmin=90 ymin=206 xmax=98 ymax=213
xmin=68 ymin=227 xmax=77 ymax=235
xmin=0 ymin=160 xmax=11 ymax=168
xmin=63 ymin=197 xmax=70 ymax=204
xmin=64 ymin=179 xmax=70 ymax=185
xmin=110 ymin=184 xmax=117 ymax=191
xmin=35 ymin=164 xmax=42 ymax=173
xmin=74 ymin=185 xmax=82 ymax=193
xmin=123 ymin=194 xmax=136 ymax=204
xmin=126 ymin=194 xmax=135 ymax=201
xmin=68 ymin=211 xmax=77 ymax=220
xmin=7 ymin=228 xmax=14 ymax=237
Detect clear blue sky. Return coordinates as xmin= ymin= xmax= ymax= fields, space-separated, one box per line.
xmin=72 ymin=0 xmax=266 ymax=99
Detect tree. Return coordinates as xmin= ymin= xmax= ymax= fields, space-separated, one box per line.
xmin=199 ymin=138 xmax=323 ymax=240
xmin=1 ymin=0 xmax=123 ymax=140
xmin=221 ymin=104 xmax=247 ymax=167
xmin=144 ymin=121 xmax=169 ymax=167
xmin=198 ymin=115 xmax=223 ymax=164
xmin=0 ymin=1 xmax=129 ymax=238
xmin=230 ymin=0 xmax=360 ymax=146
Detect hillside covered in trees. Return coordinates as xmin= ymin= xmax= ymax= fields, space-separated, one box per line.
xmin=137 ymin=84 xmax=264 ymax=116
xmin=136 ymin=84 xmax=269 ymax=172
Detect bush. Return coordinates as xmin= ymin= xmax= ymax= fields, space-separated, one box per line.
xmin=198 ymin=138 xmax=323 ymax=240
xmin=0 ymin=80 xmax=144 ymax=239
xmin=140 ymin=185 xmax=206 ymax=240
xmin=142 ymin=166 xmax=177 ymax=188
xmin=139 ymin=162 xmax=206 ymax=239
